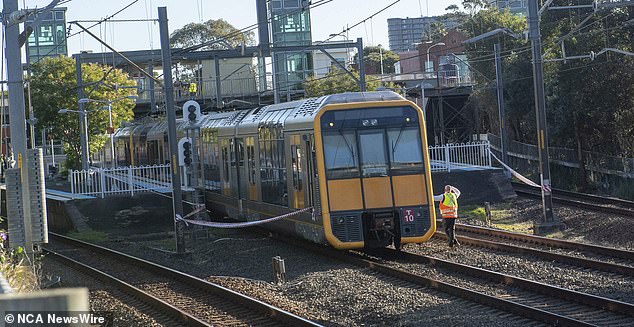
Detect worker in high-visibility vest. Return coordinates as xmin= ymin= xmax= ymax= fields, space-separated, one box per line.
xmin=189 ymin=82 xmax=197 ymax=97
xmin=434 ymin=185 xmax=461 ymax=247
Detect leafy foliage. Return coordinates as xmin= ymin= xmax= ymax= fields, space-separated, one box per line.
xmin=0 ymin=230 xmax=40 ymax=292
xmin=29 ymin=56 xmax=137 ymax=170
xmin=460 ymin=8 xmax=530 ymax=142
xmin=356 ymin=46 xmax=400 ymax=74
xmin=170 ymin=19 xmax=255 ymax=50
xmin=424 ymin=22 xmax=448 ymax=42
xmin=303 ymin=69 xmax=382 ymax=97
xmin=454 ymin=1 xmax=634 ymax=192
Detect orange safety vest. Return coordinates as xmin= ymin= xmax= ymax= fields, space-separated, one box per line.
xmin=439 ymin=192 xmax=458 ymax=219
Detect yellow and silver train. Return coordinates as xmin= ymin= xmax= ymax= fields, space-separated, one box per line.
xmin=108 ymin=91 xmax=437 ymax=249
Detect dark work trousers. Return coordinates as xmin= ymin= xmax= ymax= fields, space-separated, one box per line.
xmin=444 ymin=218 xmax=458 ymax=246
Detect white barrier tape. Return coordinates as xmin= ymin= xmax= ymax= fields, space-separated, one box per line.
xmin=175 ymin=207 xmax=314 ymax=229
xmin=182 ymin=205 xmax=207 ymax=220
xmin=490 ymin=152 xmax=541 ymax=188
xmin=175 ymin=214 xmax=189 ymax=227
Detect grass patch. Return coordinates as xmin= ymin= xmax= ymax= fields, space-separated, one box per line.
xmin=460 ymin=206 xmax=487 ymax=221
xmin=67 ymin=230 xmax=108 ymax=242
xmin=491 ymin=221 xmax=534 ymax=234
xmin=1 ymin=246 xmax=41 ymax=292
xmin=460 ymin=203 xmax=536 ymax=234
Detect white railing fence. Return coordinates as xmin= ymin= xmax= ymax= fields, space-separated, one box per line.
xmin=70 ymin=142 xmax=492 ymax=197
xmin=70 ymin=164 xmax=172 ymax=198
xmin=428 ymin=141 xmax=492 ymax=172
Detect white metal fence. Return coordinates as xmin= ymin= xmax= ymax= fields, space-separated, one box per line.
xmin=70 ymin=164 xmax=172 ymax=198
xmin=428 ymin=141 xmax=492 ymax=172
xmin=70 ymin=143 xmax=492 ymax=197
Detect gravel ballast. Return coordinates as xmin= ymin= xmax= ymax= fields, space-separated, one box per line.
xmin=44 ymin=195 xmax=633 ymax=326
xmin=42 ymin=257 xmax=178 ymax=327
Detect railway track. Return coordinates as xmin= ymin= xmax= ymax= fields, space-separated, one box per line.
xmin=443 ymin=224 xmax=634 ymax=277
xmin=44 ymin=256 xmax=188 ymax=326
xmin=45 ymin=232 xmax=322 ymax=327
xmin=273 ymin=234 xmax=634 ymax=327
xmin=512 ymin=182 xmax=634 ymax=217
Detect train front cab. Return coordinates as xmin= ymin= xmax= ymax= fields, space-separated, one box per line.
xmin=314 ymin=100 xmax=436 ymax=249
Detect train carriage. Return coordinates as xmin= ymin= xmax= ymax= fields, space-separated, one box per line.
xmin=110 ymin=91 xmax=436 ymax=249
xmin=201 ymin=91 xmax=437 ymax=249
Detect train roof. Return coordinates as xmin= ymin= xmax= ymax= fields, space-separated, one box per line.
xmin=113 ymin=91 xmax=407 ymax=139
xmin=226 ymin=91 xmax=406 ymax=134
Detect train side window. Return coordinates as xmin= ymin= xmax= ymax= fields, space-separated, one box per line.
xmin=221 ymin=140 xmax=230 ymax=183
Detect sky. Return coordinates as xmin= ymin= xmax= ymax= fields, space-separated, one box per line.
xmin=16 ymin=0 xmax=463 ymax=55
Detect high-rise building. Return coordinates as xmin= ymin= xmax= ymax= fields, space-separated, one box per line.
xmin=269 ymin=0 xmax=313 ymax=101
xmin=387 ymin=16 xmax=459 ymax=52
xmin=488 ymin=0 xmax=528 ymax=15
xmin=26 ymin=7 xmax=68 ymax=65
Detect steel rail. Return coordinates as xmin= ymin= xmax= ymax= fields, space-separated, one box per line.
xmin=512 ymin=183 xmax=634 ymax=217
xmin=434 ymin=232 xmax=634 ymax=277
xmin=381 ymin=248 xmax=634 ymax=320
xmin=454 ymin=224 xmax=634 ymax=261
xmin=49 ymin=232 xmax=323 ymax=327
xmin=272 ymin=234 xmax=600 ymax=327
xmin=44 ymin=248 xmax=210 ymax=327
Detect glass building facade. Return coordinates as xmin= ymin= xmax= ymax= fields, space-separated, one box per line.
xmin=26 ymin=8 xmax=68 ymax=64
xmin=387 ymin=16 xmax=460 ymax=52
xmin=269 ymin=0 xmax=313 ymax=100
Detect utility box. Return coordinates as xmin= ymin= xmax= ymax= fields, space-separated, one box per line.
xmin=28 ymin=148 xmax=48 ymax=245
xmin=6 ymin=168 xmax=25 ymax=249
xmin=6 ymin=148 xmax=49 ymax=250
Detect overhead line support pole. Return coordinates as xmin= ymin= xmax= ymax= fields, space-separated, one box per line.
xmin=158 ymin=6 xmax=185 ymax=253
xmin=528 ymin=0 xmax=560 ymax=233
xmin=494 ymin=43 xmax=508 ymax=166
xmin=75 ymin=54 xmax=89 ymax=170
xmin=357 ymin=38 xmax=366 ymax=92
xmin=3 ymin=0 xmax=34 ymax=255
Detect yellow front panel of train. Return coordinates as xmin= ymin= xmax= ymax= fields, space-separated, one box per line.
xmin=327 ymin=179 xmax=363 ymax=211
xmin=362 ymin=177 xmax=393 ymax=209
xmin=392 ymin=174 xmax=428 ymax=207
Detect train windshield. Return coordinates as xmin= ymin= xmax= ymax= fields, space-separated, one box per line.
xmin=359 ymin=130 xmax=388 ymax=177
xmin=321 ymin=106 xmax=424 ymax=179
xmin=323 ymin=131 xmax=360 ymax=179
xmin=388 ymin=127 xmax=423 ymax=174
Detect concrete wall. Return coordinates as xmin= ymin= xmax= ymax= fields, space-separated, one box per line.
xmin=431 ymin=168 xmax=516 ymax=205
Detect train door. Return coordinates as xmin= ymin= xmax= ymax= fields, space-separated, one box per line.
xmin=244 ymin=136 xmax=258 ymax=200
xmin=288 ymin=135 xmax=305 ymax=209
xmin=232 ymin=138 xmax=247 ymax=199
xmin=304 ymin=134 xmax=315 ymax=208
xmin=220 ymin=138 xmax=231 ymax=196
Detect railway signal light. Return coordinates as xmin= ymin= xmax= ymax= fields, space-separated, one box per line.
xmin=177 ymin=137 xmax=193 ymax=166
xmin=183 ymin=141 xmax=192 ymax=165
xmin=183 ymin=100 xmax=201 ymax=124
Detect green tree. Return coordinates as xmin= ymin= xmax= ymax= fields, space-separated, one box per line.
xmin=170 ymin=19 xmax=255 ymax=50
xmin=355 ymin=46 xmax=400 ymax=75
xmin=461 ymin=8 xmax=530 ymax=142
xmin=170 ymin=19 xmax=255 ymax=83
xmin=29 ymin=56 xmax=137 ymax=170
xmin=303 ymin=69 xmax=382 ymax=97
xmin=424 ymin=21 xmax=448 ymax=42
xmin=462 ymin=0 xmax=489 ymax=16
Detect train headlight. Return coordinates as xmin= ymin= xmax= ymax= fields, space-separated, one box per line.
xmin=362 ymin=119 xmax=378 ymax=126
xmin=406 ymin=117 xmax=411 ymax=122
xmin=329 ymin=122 xmax=334 ymax=127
